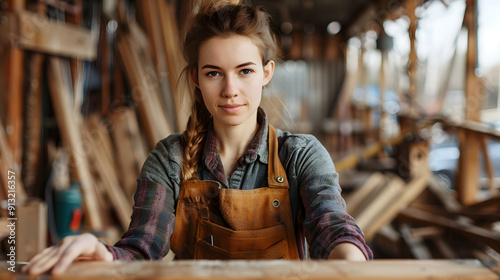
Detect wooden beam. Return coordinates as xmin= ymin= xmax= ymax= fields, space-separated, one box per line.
xmin=48 ymin=57 xmax=103 ymax=230
xmin=457 ymin=128 xmax=481 ymax=205
xmin=0 ymin=111 xmax=27 ymax=203
xmin=0 ymin=10 xmax=97 ymax=59
xmin=21 ymin=53 xmax=44 ymax=196
xmin=1 ymin=0 xmax=25 ymax=168
xmin=480 ymin=135 xmax=496 ymax=193
xmin=406 ymin=0 xmax=418 ymax=115
xmin=456 ymin=0 xmax=483 ymax=206
xmin=399 ymin=207 xmax=500 ymax=253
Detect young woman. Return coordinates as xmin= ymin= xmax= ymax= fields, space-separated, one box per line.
xmin=23 ymin=1 xmax=372 ymax=275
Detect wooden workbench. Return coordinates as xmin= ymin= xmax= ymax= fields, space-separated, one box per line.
xmin=1 ymin=259 xmax=499 ymax=279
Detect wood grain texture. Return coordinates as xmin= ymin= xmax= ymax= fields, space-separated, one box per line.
xmin=2 ymin=260 xmax=498 ymax=280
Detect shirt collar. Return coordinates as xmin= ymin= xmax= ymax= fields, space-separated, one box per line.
xmin=202 ymin=107 xmax=269 ymax=175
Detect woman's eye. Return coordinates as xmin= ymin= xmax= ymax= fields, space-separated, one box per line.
xmin=207 ymin=71 xmax=220 ymax=77
xmin=241 ymin=69 xmax=254 ymax=75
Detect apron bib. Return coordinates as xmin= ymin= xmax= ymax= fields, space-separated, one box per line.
xmin=170 ymin=125 xmax=299 ymax=259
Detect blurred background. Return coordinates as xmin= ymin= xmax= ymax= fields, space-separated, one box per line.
xmin=0 ymin=0 xmax=499 ymax=262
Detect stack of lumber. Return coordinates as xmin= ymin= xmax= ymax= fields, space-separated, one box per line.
xmin=343 ymin=163 xmax=500 ymax=262
xmin=0 ymin=0 xmax=189 ymax=255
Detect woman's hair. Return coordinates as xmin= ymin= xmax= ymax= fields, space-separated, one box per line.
xmin=181 ymin=0 xmax=279 ymax=181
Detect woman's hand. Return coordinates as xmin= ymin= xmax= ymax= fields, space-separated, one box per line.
xmin=21 ymin=233 xmax=113 ymax=275
xmin=328 ymin=243 xmax=367 ymax=261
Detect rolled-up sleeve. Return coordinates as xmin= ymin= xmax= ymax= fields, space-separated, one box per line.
xmin=296 ymin=136 xmax=373 ymax=260
xmin=103 ymin=137 xmax=181 ymax=260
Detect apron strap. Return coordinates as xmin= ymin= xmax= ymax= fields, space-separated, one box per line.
xmin=267 ymin=124 xmax=290 ymax=188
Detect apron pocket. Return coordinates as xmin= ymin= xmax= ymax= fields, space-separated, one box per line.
xmin=195 ymin=219 xmax=289 ymax=259
xmin=197 ymin=219 xmax=287 ymax=251
xmin=195 ymin=238 xmax=288 ymax=260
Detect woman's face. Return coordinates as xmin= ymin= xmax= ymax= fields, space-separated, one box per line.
xmin=195 ymin=35 xmax=274 ymax=130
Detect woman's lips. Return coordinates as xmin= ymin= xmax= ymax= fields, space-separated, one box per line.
xmin=219 ymin=104 xmax=243 ymax=114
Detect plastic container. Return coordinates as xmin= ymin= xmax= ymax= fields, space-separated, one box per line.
xmin=55 ymin=182 xmax=83 ymax=238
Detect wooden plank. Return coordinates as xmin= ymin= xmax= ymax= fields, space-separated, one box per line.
xmin=355 ymin=175 xmax=405 ymax=230
xmin=345 ymin=172 xmax=386 ymax=216
xmin=467 ymin=194 xmax=500 ymax=211
xmin=0 ymin=114 xmax=27 ymax=203
xmin=1 ymin=0 xmax=24 ymax=168
xmin=480 ymin=135 xmax=496 ymax=193
xmin=137 ymin=1 xmax=177 ymax=128
xmin=363 ymin=173 xmax=430 ymax=241
xmin=456 ymin=0 xmax=482 ymax=206
xmin=83 ymin=116 xmax=132 ymax=230
xmin=109 ymin=108 xmax=148 ymax=201
xmin=3 ymin=260 xmax=499 ymax=279
xmin=372 ymin=225 xmax=401 ymax=258
xmin=400 ymin=224 xmax=433 ymax=259
xmin=21 ymin=53 xmax=43 ymax=196
xmin=157 ymin=0 xmax=191 ymax=131
xmin=48 ymin=57 xmax=103 ymax=230
xmin=430 ymin=237 xmax=459 ymax=259
xmin=16 ymin=199 xmax=47 ymax=262
xmin=116 ymin=28 xmax=173 ymax=149
xmin=457 ymin=129 xmax=481 ymax=205
xmin=399 ymin=207 xmax=500 ymax=253
xmin=428 ymin=174 xmax=462 ymax=212
xmin=335 ymin=134 xmax=405 ymax=172
xmin=0 ymin=10 xmax=96 ymax=59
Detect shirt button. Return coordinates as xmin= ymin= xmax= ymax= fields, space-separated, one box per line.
xmin=272 ymin=199 xmax=280 ymax=208
xmin=275 ymin=176 xmax=284 ymax=183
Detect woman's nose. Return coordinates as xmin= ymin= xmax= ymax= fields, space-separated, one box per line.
xmin=221 ymin=76 xmax=238 ymax=98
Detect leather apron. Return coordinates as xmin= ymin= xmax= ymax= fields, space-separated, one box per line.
xmin=170 ymin=125 xmax=299 ymax=260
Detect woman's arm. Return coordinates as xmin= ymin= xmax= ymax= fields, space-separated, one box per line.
xmin=23 ymin=136 xmax=182 ymax=274
xmin=293 ymin=135 xmax=373 ymax=260
xmin=328 ymin=242 xmax=367 ymax=261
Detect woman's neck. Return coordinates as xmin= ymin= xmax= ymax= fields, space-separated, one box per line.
xmin=213 ymin=119 xmax=259 ymax=176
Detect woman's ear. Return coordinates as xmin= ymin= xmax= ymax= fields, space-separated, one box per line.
xmin=262 ymin=60 xmax=275 ymax=86
xmin=190 ymin=67 xmax=200 ymax=88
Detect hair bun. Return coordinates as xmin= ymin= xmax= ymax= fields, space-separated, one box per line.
xmin=196 ymin=0 xmax=245 ymax=15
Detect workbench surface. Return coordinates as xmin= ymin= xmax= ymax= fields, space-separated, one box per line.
xmin=2 ymin=259 xmax=499 ymax=279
